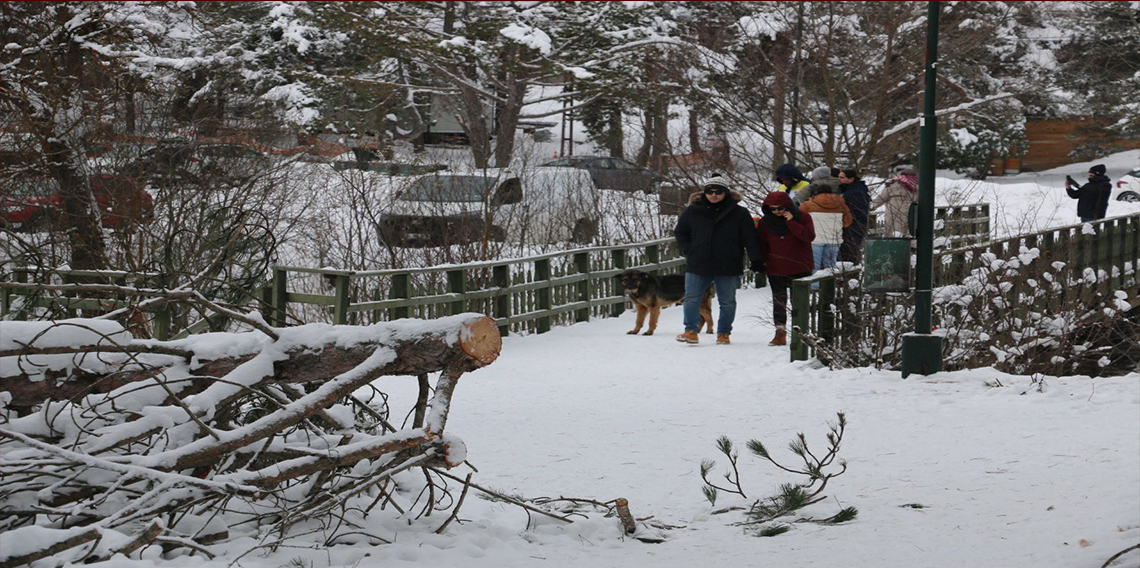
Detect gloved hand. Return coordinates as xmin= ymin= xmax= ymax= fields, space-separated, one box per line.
xmin=752 ymin=261 xmax=768 ymax=288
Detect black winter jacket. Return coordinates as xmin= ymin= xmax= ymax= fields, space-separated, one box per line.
xmin=674 ymin=191 xmax=761 ymax=276
xmin=1066 ymin=174 xmax=1112 ymax=219
xmin=839 ymin=180 xmax=871 ymax=241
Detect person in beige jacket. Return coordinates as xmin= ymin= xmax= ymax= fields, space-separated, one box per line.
xmin=872 ymin=168 xmax=918 ymax=238
xmin=799 ymin=179 xmax=853 ymax=271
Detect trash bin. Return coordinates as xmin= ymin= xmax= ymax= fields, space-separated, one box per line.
xmin=862 ymin=237 xmax=911 ymax=292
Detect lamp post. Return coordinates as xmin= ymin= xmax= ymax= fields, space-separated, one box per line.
xmin=901 ymin=0 xmax=944 ymax=378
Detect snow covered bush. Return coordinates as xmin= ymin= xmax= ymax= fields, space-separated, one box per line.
xmin=805 ymin=244 xmax=1139 ymax=377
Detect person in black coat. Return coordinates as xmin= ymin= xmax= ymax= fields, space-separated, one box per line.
xmin=1066 ymin=164 xmax=1112 ymax=222
xmin=673 ymin=174 xmax=762 ymax=344
xmin=838 ymin=168 xmax=871 ymax=263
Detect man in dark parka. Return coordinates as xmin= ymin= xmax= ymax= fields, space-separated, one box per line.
xmin=673 ymin=174 xmax=762 ymax=345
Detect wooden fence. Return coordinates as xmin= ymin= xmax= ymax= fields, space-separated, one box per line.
xmin=2 ymin=204 xmax=990 ymax=341
xmin=867 ymin=203 xmax=989 ymax=247
xmin=787 ymin=212 xmax=1140 ymax=362
xmin=264 ymin=240 xmax=688 ymax=336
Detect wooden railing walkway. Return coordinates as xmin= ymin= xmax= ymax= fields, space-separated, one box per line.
xmin=787 ymin=212 xmax=1140 ymax=362
xmin=2 ymin=204 xmax=991 ymax=341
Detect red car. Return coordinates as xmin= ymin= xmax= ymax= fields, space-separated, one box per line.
xmin=0 ymin=174 xmax=154 ymax=232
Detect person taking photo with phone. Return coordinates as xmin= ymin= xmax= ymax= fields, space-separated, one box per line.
xmin=1065 ymin=164 xmax=1112 ymax=222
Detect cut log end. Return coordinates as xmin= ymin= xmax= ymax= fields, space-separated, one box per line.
xmin=614 ymin=497 xmax=637 ymax=534
xmin=459 ymin=316 xmax=502 ymax=367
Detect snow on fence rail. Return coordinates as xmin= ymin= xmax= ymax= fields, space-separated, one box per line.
xmin=788 ymin=212 xmax=1140 ymax=365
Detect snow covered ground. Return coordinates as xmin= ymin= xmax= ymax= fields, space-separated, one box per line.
xmin=43 ymin=287 xmax=1136 ymax=568
xmin=344 ymin=292 xmax=1139 ymax=568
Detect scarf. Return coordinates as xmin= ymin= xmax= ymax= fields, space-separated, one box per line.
xmin=762 ymin=209 xmax=793 ymax=235
xmin=895 ymin=174 xmax=918 ymax=195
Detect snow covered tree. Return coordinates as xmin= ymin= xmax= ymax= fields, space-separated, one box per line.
xmin=1054 ymin=1 xmax=1140 ymax=155
xmin=0 ymin=2 xmax=178 ymax=269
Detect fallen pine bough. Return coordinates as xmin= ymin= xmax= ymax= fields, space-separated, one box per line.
xmin=0 ymin=313 xmax=500 ymax=566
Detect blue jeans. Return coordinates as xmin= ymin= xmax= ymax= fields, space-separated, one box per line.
xmin=684 ymin=273 xmax=739 ymax=334
xmin=812 ymin=243 xmax=839 ymax=271
xmin=1080 ymin=216 xmax=1094 ymax=223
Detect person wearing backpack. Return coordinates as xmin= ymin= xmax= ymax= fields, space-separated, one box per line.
xmin=799 ymin=178 xmax=853 ymax=272
xmin=838 ymin=168 xmax=871 ymax=263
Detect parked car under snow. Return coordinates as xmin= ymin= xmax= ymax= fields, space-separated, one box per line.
xmin=377 ymin=167 xmax=601 ymax=247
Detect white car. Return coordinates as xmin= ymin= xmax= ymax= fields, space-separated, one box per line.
xmin=1113 ymin=167 xmax=1140 ymax=202
xmin=378 ymin=167 xmax=600 ymax=246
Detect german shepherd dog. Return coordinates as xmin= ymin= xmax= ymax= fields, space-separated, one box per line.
xmin=616 ymin=269 xmax=714 ymax=335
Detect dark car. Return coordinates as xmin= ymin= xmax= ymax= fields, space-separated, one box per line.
xmin=130 ymin=139 xmax=269 ymax=187
xmin=0 ymin=174 xmax=154 ymax=232
xmin=378 ymin=167 xmax=599 ymax=247
xmin=540 ymin=155 xmax=668 ymax=193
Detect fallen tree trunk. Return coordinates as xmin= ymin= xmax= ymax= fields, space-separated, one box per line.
xmin=1 ymin=314 xmax=500 ymax=410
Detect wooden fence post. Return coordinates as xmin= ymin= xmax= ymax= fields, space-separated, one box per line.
xmin=611 ymin=248 xmax=627 ymax=317
xmin=272 ymin=267 xmax=288 ymax=327
xmin=535 ymin=258 xmax=551 ymax=334
xmin=153 ymin=273 xmax=171 ymax=341
xmin=574 ymin=251 xmax=590 ymax=323
xmin=259 ymin=283 xmax=273 ymax=325
xmin=332 ymin=273 xmax=351 ymax=325
xmin=391 ymin=273 xmax=410 ymax=320
xmin=645 ymin=243 xmax=660 ymax=274
xmin=153 ymin=309 xmax=171 ymax=341
xmin=1089 ymin=223 xmax=1098 ymax=301
xmin=493 ymin=264 xmax=510 ymax=336
xmin=818 ymin=276 xmax=836 ymax=346
xmin=789 ymin=280 xmax=811 ymax=362
xmin=1104 ymin=219 xmax=1116 ymax=291
xmin=447 ymin=268 xmax=466 ymax=316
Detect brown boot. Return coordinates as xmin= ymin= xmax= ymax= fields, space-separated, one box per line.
xmin=769 ymin=327 xmax=787 ymax=346
xmin=716 ymin=334 xmax=731 ymax=345
xmin=676 ymin=330 xmax=699 ymax=344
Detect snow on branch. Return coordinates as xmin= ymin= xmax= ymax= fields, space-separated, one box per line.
xmin=879 ymin=92 xmax=1022 ymax=139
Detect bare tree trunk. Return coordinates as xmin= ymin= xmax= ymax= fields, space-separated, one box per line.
xmin=688 ymin=105 xmax=702 ymax=154
xmin=457 ymin=80 xmax=492 ymax=169
xmin=859 ymin=11 xmax=902 ymax=172
xmin=46 ymin=139 xmax=107 ymax=270
xmin=771 ymin=47 xmax=787 ymax=169
xmin=651 ymin=100 xmax=669 ymax=172
xmin=607 ymin=106 xmax=624 ymax=158
xmin=635 ymin=96 xmax=669 ymax=171
xmin=493 ymin=45 xmax=527 ymax=168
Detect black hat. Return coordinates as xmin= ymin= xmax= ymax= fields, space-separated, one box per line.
xmin=1089 ymin=164 xmax=1106 ymax=176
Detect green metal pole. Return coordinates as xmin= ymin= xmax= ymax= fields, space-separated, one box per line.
xmin=902 ymin=0 xmax=944 ymax=378
xmin=915 ymin=1 xmax=939 ymax=334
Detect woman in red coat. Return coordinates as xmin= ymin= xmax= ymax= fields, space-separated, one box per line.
xmin=756 ymin=190 xmax=815 ymax=346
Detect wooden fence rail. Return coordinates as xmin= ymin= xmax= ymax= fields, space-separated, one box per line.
xmin=788 ymin=212 xmax=1140 ymax=362
xmin=2 ymin=204 xmax=990 ymax=340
